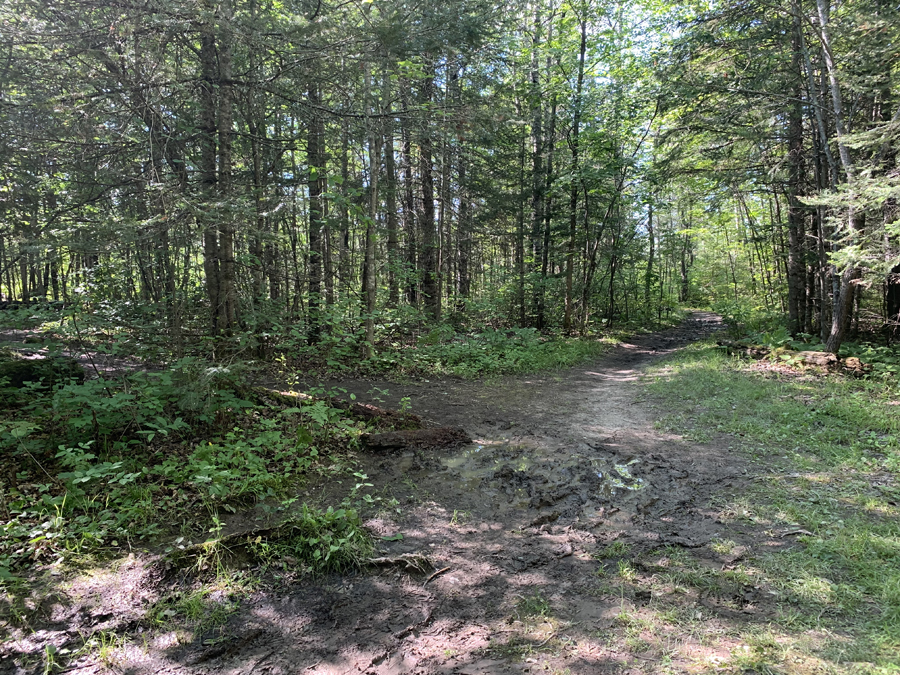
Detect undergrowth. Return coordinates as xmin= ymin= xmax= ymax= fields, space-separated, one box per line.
xmin=646 ymin=341 xmax=900 ymax=672
xmin=714 ymin=299 xmax=900 ymax=379
xmin=5 ymin=301 xmax=658 ymax=381
xmin=273 ymin=321 xmax=626 ymax=379
xmin=0 ymin=358 xmax=377 ymax=585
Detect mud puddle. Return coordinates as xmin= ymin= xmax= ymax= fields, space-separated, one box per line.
xmin=439 ymin=439 xmax=649 ymax=516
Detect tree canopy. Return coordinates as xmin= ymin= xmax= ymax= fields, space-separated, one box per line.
xmin=0 ymin=0 xmax=897 ymax=354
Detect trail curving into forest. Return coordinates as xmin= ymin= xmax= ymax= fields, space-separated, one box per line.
xmin=5 ymin=313 xmax=796 ymax=675
xmin=97 ymin=311 xmax=782 ymax=675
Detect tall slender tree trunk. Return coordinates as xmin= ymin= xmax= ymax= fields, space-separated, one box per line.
xmin=516 ymin=107 xmax=527 ymax=328
xmin=199 ymin=22 xmax=221 ymax=335
xmin=400 ymin=80 xmax=418 ymax=307
xmin=217 ymin=1 xmax=236 ymax=333
xmin=339 ymin=118 xmax=351 ymax=299
xmin=419 ymin=59 xmax=440 ymax=321
xmin=565 ymin=16 xmax=587 ymax=331
xmin=438 ymin=73 xmax=453 ymax=311
xmin=644 ymin=200 xmax=654 ymax=308
xmin=458 ymin=152 xmax=471 ymax=299
xmin=364 ymin=68 xmax=381 ymax=357
xmin=307 ymin=84 xmax=325 ymax=343
xmin=384 ymin=73 xmax=400 ymax=309
xmin=250 ymin=115 xmax=266 ymax=302
xmin=541 ymin=83 xmax=557 ymax=327
xmin=787 ymin=4 xmax=806 ymax=334
xmin=816 ymin=0 xmax=861 ymax=353
xmin=529 ymin=8 xmax=545 ymax=328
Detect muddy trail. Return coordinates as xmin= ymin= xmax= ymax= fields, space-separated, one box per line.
xmin=4 ymin=313 xmax=786 ymax=674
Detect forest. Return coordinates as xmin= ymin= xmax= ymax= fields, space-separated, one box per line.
xmin=1 ymin=0 xmax=899 ymax=673
xmin=0 ymin=0 xmax=895 ymax=353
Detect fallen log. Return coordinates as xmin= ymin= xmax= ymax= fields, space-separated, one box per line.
xmin=332 ymin=400 xmax=423 ymax=430
xmin=795 ymin=350 xmax=838 ymax=368
xmin=715 ymin=340 xmax=769 ymax=358
xmin=362 ymin=426 xmax=471 ymax=452
xmin=716 ymin=341 xmax=863 ymax=371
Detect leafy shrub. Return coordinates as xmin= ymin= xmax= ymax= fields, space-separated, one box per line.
xmin=263 ymin=505 xmax=372 ymax=574
xmin=840 ymin=343 xmax=900 ymax=381
xmin=363 ymin=326 xmax=611 ymax=378
xmin=0 ymin=358 xmax=370 ymax=581
xmin=714 ymin=300 xmax=784 ymax=339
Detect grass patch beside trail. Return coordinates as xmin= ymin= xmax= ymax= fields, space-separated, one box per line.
xmin=646 ymin=341 xmax=900 ymax=673
xmin=272 ymin=310 xmax=686 ymax=379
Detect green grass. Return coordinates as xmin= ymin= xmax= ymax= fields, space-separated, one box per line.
xmin=516 ymin=592 xmax=552 ymax=618
xmin=645 ymin=341 xmax=900 ymax=671
xmin=281 ymin=313 xmax=687 ymax=380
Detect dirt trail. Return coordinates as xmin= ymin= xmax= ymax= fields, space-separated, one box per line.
xmin=6 ymin=312 xmax=775 ymax=675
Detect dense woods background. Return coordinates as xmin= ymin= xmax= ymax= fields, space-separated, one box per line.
xmin=1 ymin=0 xmax=898 ymax=355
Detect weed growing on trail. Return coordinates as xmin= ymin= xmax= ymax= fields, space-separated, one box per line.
xmin=258 ymin=505 xmax=373 ymax=575
xmin=646 ymin=341 xmax=900 ymax=671
xmin=594 ymin=540 xmax=631 ymax=559
xmin=516 ymin=593 xmax=551 ymax=618
xmin=146 ymin=586 xmax=240 ymax=631
xmin=80 ymin=630 xmax=129 ymax=669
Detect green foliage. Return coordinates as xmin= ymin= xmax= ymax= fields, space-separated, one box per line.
xmin=840 ymin=343 xmax=900 ymax=380
xmin=713 ymin=300 xmax=785 ymax=340
xmin=257 ymin=505 xmax=373 ymax=574
xmin=145 ymin=587 xmax=240 ymax=631
xmin=516 ymin=593 xmax=551 ymax=618
xmin=334 ymin=325 xmax=615 ymax=378
xmin=648 ymin=343 xmax=900 ymax=662
xmin=0 ymin=360 xmax=369 ymax=582
xmin=0 ymin=352 xmax=83 ymax=389
xmin=149 ymin=424 xmax=318 ymax=503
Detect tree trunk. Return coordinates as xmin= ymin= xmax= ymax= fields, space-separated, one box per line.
xmin=364 ymin=67 xmax=381 ymax=358
xmin=679 ymin=233 xmax=691 ymax=303
xmin=384 ymin=73 xmax=400 ymax=309
xmin=457 ymin=152 xmax=471 ymax=299
xmin=564 ymin=16 xmax=587 ymax=332
xmin=644 ymin=200 xmax=654 ymax=307
xmin=787 ymin=5 xmax=806 ymax=334
xmin=516 ymin=113 xmax=527 ymax=327
xmin=217 ymin=2 xmax=236 ymax=333
xmin=339 ymin=117 xmax=351 ymax=300
xmin=419 ymin=59 xmax=440 ymax=321
xmin=307 ymin=84 xmax=325 ymax=344
xmin=199 ymin=22 xmax=221 ymax=335
xmin=529 ymin=8 xmax=545 ymax=328
xmin=400 ymin=80 xmax=418 ymax=308
xmin=815 ymin=0 xmax=862 ymax=353
xmin=887 ymin=265 xmax=900 ymax=339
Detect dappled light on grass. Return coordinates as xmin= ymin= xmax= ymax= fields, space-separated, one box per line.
xmin=647 ymin=342 xmax=900 ymax=668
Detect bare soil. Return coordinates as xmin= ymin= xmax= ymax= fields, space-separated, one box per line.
xmin=2 ymin=313 xmax=792 ymax=674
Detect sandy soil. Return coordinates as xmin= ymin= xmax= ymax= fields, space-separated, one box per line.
xmin=2 ymin=312 xmax=788 ymax=675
